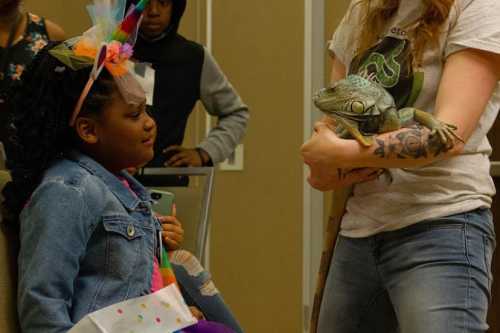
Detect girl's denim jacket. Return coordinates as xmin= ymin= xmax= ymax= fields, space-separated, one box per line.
xmin=17 ymin=151 xmax=162 ymax=333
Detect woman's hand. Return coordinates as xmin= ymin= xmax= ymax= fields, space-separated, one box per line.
xmin=157 ymin=204 xmax=184 ymax=250
xmin=301 ymin=121 xmax=380 ymax=191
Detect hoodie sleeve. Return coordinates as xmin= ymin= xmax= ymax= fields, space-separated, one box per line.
xmin=198 ymin=47 xmax=250 ymax=164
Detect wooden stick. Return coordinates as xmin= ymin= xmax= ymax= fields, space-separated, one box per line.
xmin=309 ymin=187 xmax=352 ymax=333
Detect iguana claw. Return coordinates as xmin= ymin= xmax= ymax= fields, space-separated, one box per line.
xmin=431 ymin=122 xmax=465 ymax=148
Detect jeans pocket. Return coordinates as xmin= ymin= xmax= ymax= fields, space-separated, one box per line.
xmin=483 ymin=234 xmax=495 ymax=295
xmin=426 ymin=222 xmax=464 ymax=230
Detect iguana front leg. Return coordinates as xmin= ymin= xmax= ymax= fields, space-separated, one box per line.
xmin=335 ymin=117 xmax=374 ymax=147
xmin=398 ymin=107 xmax=464 ymax=147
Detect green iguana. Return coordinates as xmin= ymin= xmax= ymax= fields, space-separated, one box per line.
xmin=308 ymin=74 xmax=462 ymax=333
xmin=313 ymin=74 xmax=461 ymax=147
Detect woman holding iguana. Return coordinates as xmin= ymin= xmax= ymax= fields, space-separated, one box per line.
xmin=302 ymin=0 xmax=500 ymax=332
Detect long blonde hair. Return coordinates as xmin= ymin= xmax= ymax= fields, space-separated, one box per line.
xmin=355 ymin=0 xmax=454 ymax=65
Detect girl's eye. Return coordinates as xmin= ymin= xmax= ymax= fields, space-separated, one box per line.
xmin=128 ymin=104 xmax=149 ymax=120
xmin=128 ymin=110 xmax=142 ymax=119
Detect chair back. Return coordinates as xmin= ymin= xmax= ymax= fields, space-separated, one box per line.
xmin=0 ymin=170 xmax=20 ymax=332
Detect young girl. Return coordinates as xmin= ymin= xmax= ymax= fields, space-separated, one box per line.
xmin=302 ymin=0 xmax=500 ymax=332
xmin=2 ymin=42 xmax=238 ymax=333
xmin=3 ymin=42 xmax=159 ymax=331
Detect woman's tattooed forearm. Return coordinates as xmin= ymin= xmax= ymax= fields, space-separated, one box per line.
xmin=373 ymin=125 xmax=449 ymax=160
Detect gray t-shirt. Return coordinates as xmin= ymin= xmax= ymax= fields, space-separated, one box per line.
xmin=329 ymin=0 xmax=500 ymax=237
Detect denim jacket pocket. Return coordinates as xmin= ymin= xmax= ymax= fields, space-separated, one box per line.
xmin=103 ymin=215 xmax=146 ymax=240
xmin=92 ymin=215 xmax=150 ymax=309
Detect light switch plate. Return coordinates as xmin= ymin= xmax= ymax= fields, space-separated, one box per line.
xmin=220 ymin=144 xmax=244 ymax=171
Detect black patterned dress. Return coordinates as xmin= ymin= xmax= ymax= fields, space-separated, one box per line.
xmin=0 ymin=13 xmax=50 ymax=157
xmin=0 ymin=13 xmax=50 ymax=92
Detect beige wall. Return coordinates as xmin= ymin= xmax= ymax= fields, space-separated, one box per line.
xmin=23 ymin=0 xmax=90 ymax=37
xmin=209 ymin=1 xmax=304 ymax=332
xmin=325 ymin=0 xmax=351 ymax=82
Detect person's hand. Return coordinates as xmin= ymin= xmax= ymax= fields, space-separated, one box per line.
xmin=307 ymin=166 xmax=381 ymax=191
xmin=320 ymin=115 xmax=337 ymax=129
xmin=189 ymin=306 xmax=205 ymax=320
xmin=301 ymin=121 xmax=381 ymax=191
xmin=157 ymin=204 xmax=184 ymax=250
xmin=163 ymin=145 xmax=203 ymax=167
xmin=125 ymin=166 xmax=139 ymax=175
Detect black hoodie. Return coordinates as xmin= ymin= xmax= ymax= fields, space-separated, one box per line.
xmin=131 ymin=0 xmax=205 ymax=167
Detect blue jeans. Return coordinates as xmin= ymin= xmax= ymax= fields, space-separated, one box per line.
xmin=170 ymin=250 xmax=244 ymax=333
xmin=318 ymin=208 xmax=496 ymax=333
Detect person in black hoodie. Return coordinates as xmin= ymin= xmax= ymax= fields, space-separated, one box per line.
xmin=130 ymin=0 xmax=249 ymax=168
xmin=128 ymin=1 xmax=246 ymax=332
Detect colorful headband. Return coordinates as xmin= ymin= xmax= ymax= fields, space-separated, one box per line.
xmin=49 ymin=0 xmax=150 ymax=126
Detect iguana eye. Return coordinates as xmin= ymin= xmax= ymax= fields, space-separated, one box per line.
xmin=351 ymin=101 xmax=365 ymax=113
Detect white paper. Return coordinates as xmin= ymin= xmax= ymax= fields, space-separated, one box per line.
xmin=69 ymin=285 xmax=197 ymax=333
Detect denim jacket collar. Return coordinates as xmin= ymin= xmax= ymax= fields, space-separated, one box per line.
xmin=67 ymin=150 xmax=152 ymax=211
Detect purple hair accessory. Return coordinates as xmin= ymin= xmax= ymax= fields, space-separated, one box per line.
xmin=120 ymin=43 xmax=134 ymax=59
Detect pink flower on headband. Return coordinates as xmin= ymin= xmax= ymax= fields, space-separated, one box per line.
xmin=105 ymin=41 xmax=133 ymax=65
xmin=106 ymin=41 xmax=122 ymax=63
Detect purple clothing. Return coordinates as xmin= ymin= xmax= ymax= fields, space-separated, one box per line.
xmin=183 ymin=320 xmax=235 ymax=333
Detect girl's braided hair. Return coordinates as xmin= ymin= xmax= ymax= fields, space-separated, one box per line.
xmin=2 ymin=42 xmax=116 ymax=221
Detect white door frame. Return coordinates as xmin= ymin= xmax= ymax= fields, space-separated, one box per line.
xmin=303 ymin=1 xmax=326 ymax=332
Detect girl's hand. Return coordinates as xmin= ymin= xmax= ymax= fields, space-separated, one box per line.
xmin=301 ymin=121 xmax=380 ymax=191
xmin=157 ymin=204 xmax=184 ymax=250
xmin=189 ymin=306 xmax=205 ymax=320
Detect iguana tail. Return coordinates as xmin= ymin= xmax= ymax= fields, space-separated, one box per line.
xmin=309 ymin=186 xmax=352 ymax=333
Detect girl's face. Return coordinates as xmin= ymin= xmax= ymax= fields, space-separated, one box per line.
xmin=83 ymin=91 xmax=157 ymax=172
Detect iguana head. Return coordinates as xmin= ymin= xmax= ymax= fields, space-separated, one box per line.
xmin=313 ymin=75 xmax=395 ymax=120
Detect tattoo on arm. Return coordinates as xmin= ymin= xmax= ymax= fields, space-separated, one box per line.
xmin=373 ymin=125 xmax=450 ymax=160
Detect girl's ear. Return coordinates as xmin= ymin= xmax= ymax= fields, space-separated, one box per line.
xmin=75 ymin=117 xmax=99 ymax=144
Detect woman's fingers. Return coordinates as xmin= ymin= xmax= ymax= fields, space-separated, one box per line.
xmin=313 ymin=121 xmax=330 ymax=133
xmin=348 ymin=168 xmax=381 ymax=182
xmin=307 ymin=167 xmax=382 ymax=191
